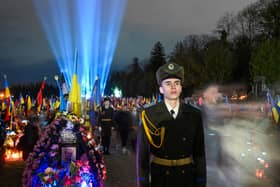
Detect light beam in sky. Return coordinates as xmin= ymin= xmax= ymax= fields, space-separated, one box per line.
xmin=33 ymin=0 xmax=127 ymax=97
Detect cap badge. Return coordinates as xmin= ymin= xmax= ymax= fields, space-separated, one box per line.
xmin=168 ymin=63 xmax=174 ymax=70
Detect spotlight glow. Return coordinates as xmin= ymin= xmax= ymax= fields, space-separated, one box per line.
xmin=113 ymin=87 xmax=122 ymax=98
xmin=33 ymin=0 xmax=127 ymax=97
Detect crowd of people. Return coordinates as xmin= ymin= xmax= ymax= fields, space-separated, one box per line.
xmin=0 ymin=92 xmax=162 ymax=164
xmin=1 ymin=61 xmax=279 ymax=187
xmin=0 ymin=91 xmax=162 ymax=186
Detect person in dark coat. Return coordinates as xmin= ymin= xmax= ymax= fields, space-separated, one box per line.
xmin=136 ymin=62 xmax=206 ymax=187
xmin=98 ymin=97 xmax=114 ymax=155
xmin=0 ymin=120 xmax=6 ymax=166
xmin=18 ymin=116 xmax=39 ymax=161
xmin=130 ymin=105 xmax=140 ymax=152
xmin=114 ymin=104 xmax=133 ymax=154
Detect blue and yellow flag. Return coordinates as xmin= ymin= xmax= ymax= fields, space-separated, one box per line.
xmin=267 ymin=92 xmax=280 ymax=125
xmin=54 ymin=98 xmax=60 ymax=110
xmin=69 ymin=74 xmax=81 ymax=115
xmin=19 ymin=92 xmax=25 ymax=105
xmin=3 ymin=76 xmax=10 ymax=99
xmin=89 ymin=76 xmax=101 ymax=126
xmin=69 ymin=49 xmax=81 ymax=116
xmin=26 ymin=95 xmax=32 ymax=114
xmin=3 ymin=75 xmax=11 ymax=121
xmin=54 ymin=75 xmax=67 ymax=111
xmin=90 ymin=76 xmax=101 ymax=110
xmin=69 ymin=73 xmax=81 ymax=115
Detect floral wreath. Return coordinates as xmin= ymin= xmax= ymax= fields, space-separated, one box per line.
xmin=22 ymin=113 xmax=106 ymax=187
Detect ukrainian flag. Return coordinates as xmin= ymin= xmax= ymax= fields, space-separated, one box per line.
xmin=19 ymin=93 xmax=25 ymax=105
xmin=69 ymin=49 xmax=81 ymax=116
xmin=54 ymin=75 xmax=67 ymax=111
xmin=69 ymin=73 xmax=81 ymax=116
xmin=267 ymin=92 xmax=280 ymax=125
xmin=54 ymin=98 xmax=60 ymax=110
xmin=27 ymin=95 xmax=32 ymax=114
xmin=3 ymin=75 xmax=11 ymax=121
xmin=3 ymin=76 xmax=10 ymax=98
xmin=90 ymin=76 xmax=101 ymax=111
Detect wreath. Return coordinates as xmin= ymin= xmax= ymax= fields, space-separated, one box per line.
xmin=22 ymin=113 xmax=106 ymax=187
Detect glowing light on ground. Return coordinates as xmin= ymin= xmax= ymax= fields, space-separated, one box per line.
xmin=33 ymin=0 xmax=127 ymax=97
xmin=5 ymin=149 xmax=22 ymax=161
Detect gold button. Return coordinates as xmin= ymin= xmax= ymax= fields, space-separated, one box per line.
xmin=166 ymin=171 xmax=170 ymax=175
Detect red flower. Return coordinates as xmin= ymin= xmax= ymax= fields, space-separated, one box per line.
xmin=76 ymin=160 xmax=83 ymax=167
xmin=54 ymin=173 xmax=59 ymax=180
xmin=48 ymin=177 xmax=54 ymax=184
xmin=75 ymin=175 xmax=82 ymax=183
xmin=64 ymin=176 xmax=72 ymax=186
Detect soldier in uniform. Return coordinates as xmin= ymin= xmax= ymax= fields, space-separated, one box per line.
xmin=136 ymin=62 xmax=206 ymax=187
xmin=98 ymin=97 xmax=114 ymax=155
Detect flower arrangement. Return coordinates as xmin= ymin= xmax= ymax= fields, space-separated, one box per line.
xmin=37 ymin=158 xmax=96 ymax=187
xmin=22 ymin=114 xmax=106 ymax=187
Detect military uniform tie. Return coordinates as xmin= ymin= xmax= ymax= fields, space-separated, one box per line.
xmin=170 ymin=109 xmax=175 ymax=119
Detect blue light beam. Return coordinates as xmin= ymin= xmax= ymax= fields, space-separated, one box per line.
xmin=33 ymin=0 xmax=127 ymax=98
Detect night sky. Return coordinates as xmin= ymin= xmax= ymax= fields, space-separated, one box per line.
xmin=0 ymin=0 xmax=257 ymax=85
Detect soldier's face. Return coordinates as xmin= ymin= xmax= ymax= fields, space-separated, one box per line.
xmin=159 ymin=78 xmax=182 ymax=101
xmin=104 ymin=101 xmax=110 ymax=109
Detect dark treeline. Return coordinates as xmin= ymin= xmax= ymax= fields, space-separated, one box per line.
xmin=6 ymin=0 xmax=280 ymax=99
xmin=105 ymin=0 xmax=280 ymax=97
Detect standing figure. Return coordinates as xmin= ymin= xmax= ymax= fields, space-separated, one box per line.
xmin=137 ymin=62 xmax=206 ymax=187
xmin=18 ymin=115 xmax=39 ymax=161
xmin=114 ymin=104 xmax=133 ymax=154
xmin=0 ymin=120 xmax=6 ymax=166
xmin=130 ymin=105 xmax=140 ymax=152
xmin=98 ymin=98 xmax=114 ymax=155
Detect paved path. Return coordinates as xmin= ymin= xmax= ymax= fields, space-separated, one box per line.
xmin=0 ymin=160 xmax=24 ymax=187
xmin=103 ymin=148 xmax=137 ymax=187
xmin=0 ymin=116 xmax=280 ymax=187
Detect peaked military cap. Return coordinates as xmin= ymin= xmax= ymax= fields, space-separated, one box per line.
xmin=103 ymin=97 xmax=111 ymax=102
xmin=156 ymin=62 xmax=184 ymax=85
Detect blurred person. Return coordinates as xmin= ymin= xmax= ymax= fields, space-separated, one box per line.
xmin=17 ymin=115 xmax=40 ymax=160
xmin=198 ymin=96 xmax=203 ymax=106
xmin=114 ymin=104 xmax=133 ymax=154
xmin=130 ymin=105 xmax=140 ymax=152
xmin=137 ymin=62 xmax=206 ymax=187
xmin=0 ymin=119 xmax=6 ymax=166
